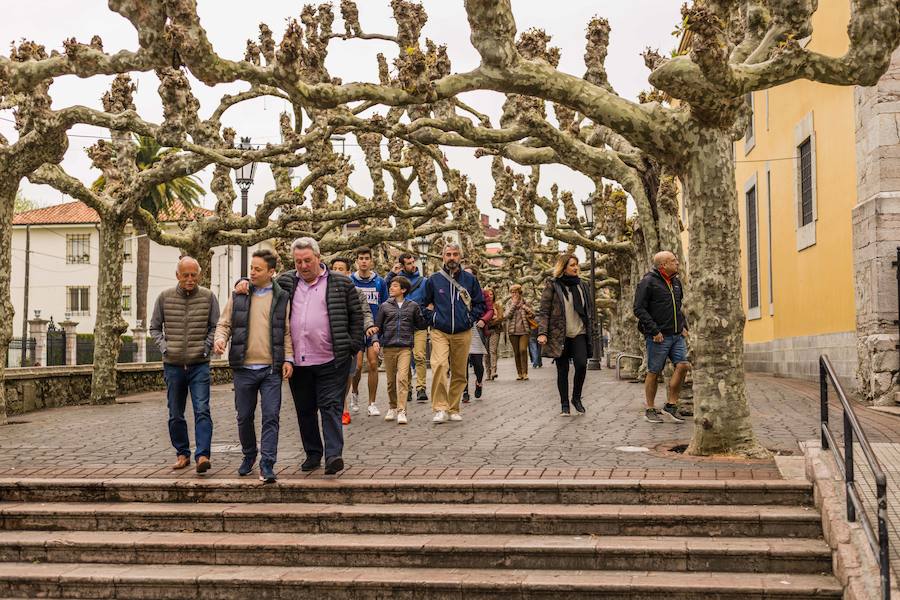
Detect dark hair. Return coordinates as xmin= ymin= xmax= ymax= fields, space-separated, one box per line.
xmin=398 ymin=252 xmax=415 ymax=265
xmin=356 ymin=247 xmax=372 ymax=258
xmin=391 ymin=275 xmax=412 ymax=293
xmin=330 ymin=256 xmax=352 ymax=270
xmin=252 ymin=249 xmax=278 ymax=270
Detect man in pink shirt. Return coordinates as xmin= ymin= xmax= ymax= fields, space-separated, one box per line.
xmin=237 ymin=237 xmax=365 ymax=474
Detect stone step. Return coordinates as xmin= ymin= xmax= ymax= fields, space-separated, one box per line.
xmin=0 ymin=531 xmax=834 ymax=574
xmin=0 ymin=563 xmax=843 ymax=599
xmin=0 ymin=501 xmax=824 ymax=537
xmin=0 ymin=478 xmax=814 ymax=506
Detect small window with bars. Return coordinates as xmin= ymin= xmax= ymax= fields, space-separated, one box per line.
xmin=66 ymin=286 xmax=90 ymax=316
xmin=798 ymin=138 xmax=814 ymax=226
xmin=121 ymin=286 xmax=132 ymax=314
xmin=123 ymin=237 xmax=133 ymax=263
xmin=746 ymin=185 xmax=760 ymax=311
xmin=66 ymin=234 xmax=91 ymax=264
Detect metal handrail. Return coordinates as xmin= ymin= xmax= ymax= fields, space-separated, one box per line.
xmin=819 ymin=354 xmax=890 ymax=599
xmin=615 ymin=352 xmax=642 ymax=380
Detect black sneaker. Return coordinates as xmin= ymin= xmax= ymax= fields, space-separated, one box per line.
xmin=324 ymin=457 xmax=345 ymax=475
xmin=560 ymin=405 xmax=571 ymax=417
xmin=259 ymin=461 xmax=276 ymax=484
xmin=238 ymin=456 xmax=256 ymax=477
xmin=572 ymin=398 xmax=585 ymax=414
xmin=662 ymin=404 xmax=685 ymax=423
xmin=644 ymin=408 xmax=664 ymax=423
xmin=462 ymin=390 xmax=470 ymax=403
xmin=301 ymin=457 xmax=321 ymax=472
xmin=474 ymin=385 xmax=483 ymax=399
xmin=416 ymin=389 xmax=428 ymax=403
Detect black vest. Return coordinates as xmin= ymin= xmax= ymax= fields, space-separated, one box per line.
xmin=228 ymin=280 xmax=289 ymax=368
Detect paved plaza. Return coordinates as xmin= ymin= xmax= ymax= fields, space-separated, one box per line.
xmin=3 ymin=360 xmax=898 ymax=482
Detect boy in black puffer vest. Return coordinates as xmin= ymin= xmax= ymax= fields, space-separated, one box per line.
xmin=373 ymin=276 xmax=427 ymax=425
xmin=214 ymin=249 xmax=294 ymax=483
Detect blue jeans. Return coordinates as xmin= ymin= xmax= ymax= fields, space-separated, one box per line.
xmin=528 ymin=336 xmax=542 ymax=367
xmin=164 ymin=362 xmax=212 ymax=459
xmin=645 ymin=334 xmax=688 ymax=374
xmin=232 ymin=367 xmax=283 ymax=465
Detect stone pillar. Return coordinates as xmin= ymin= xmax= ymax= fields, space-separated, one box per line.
xmin=132 ymin=325 xmax=147 ymax=363
xmin=27 ymin=318 xmax=48 ymax=367
xmin=59 ymin=320 xmax=78 ymax=367
xmin=853 ymin=46 xmax=900 ymax=406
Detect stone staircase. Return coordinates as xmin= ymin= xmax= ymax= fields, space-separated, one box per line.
xmin=0 ymin=478 xmax=841 ymax=599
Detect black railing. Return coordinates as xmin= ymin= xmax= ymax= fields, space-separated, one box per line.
xmin=819 ymin=354 xmax=890 ymax=599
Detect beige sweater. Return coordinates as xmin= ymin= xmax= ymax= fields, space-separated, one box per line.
xmin=215 ymin=292 xmax=294 ymax=365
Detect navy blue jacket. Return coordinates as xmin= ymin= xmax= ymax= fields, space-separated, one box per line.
xmin=421 ymin=267 xmax=486 ymax=334
xmin=385 ymin=268 xmax=427 ymax=305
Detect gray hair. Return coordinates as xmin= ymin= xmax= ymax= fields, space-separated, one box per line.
xmin=291 ymin=237 xmax=320 ymax=256
xmin=443 ymin=242 xmax=462 ymax=253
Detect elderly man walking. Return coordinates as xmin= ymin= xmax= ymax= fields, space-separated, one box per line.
xmin=238 ymin=238 xmax=365 ymax=474
xmin=420 ymin=243 xmax=486 ymax=423
xmin=149 ymin=256 xmax=220 ymax=473
xmin=633 ymin=251 xmax=690 ymax=424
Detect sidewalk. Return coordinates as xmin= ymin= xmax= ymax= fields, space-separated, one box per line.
xmin=1 ymin=360 xmax=897 ymax=481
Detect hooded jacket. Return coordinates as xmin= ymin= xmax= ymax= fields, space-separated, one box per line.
xmin=421 ymin=266 xmax=486 ymax=335
xmin=633 ymin=269 xmax=688 ymax=336
xmin=351 ymin=271 xmax=388 ymax=322
xmin=375 ymin=297 xmax=427 ymax=347
xmin=385 ymin=268 xmax=427 ymax=305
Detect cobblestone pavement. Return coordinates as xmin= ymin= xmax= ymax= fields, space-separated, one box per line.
xmin=1 ymin=360 xmax=898 ymax=480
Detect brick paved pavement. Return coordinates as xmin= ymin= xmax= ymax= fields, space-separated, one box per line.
xmin=1 ymin=359 xmax=898 ymax=480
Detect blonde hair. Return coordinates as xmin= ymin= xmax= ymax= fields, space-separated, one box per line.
xmin=509 ymin=283 xmax=523 ymax=295
xmin=552 ymin=253 xmax=578 ymax=278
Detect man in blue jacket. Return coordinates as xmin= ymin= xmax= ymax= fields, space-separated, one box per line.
xmin=350 ymin=247 xmax=388 ymax=416
xmin=420 ymin=242 xmax=486 ymax=423
xmin=385 ymin=253 xmax=429 ymax=403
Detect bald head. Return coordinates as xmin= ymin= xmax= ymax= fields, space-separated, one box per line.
xmin=653 ymin=251 xmax=679 ymax=276
xmin=176 ymin=256 xmax=201 ymax=292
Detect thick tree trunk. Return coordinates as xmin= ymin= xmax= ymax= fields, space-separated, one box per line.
xmin=134 ymin=220 xmax=150 ymax=327
xmin=90 ymin=215 xmax=129 ymax=405
xmin=682 ymin=127 xmax=767 ymax=457
xmin=0 ymin=180 xmax=18 ymax=424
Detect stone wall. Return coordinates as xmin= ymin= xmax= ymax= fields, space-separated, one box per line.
xmin=744 ymin=332 xmax=857 ymax=391
xmin=3 ymin=361 xmax=233 ymax=417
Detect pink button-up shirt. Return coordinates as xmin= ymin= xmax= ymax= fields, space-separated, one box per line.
xmin=290 ymin=267 xmax=334 ymax=366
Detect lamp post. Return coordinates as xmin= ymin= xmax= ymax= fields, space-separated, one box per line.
xmin=415 ymin=237 xmax=430 ymax=276
xmin=582 ymin=198 xmax=602 ymax=370
xmin=234 ymin=137 xmax=257 ymax=278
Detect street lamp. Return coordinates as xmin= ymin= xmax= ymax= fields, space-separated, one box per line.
xmin=234 ymin=137 xmax=257 ymax=278
xmin=415 ymin=236 xmax=430 ymax=276
xmin=582 ymin=197 xmax=602 ymax=370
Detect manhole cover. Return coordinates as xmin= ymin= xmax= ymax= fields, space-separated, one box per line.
xmin=615 ymin=446 xmax=650 ymax=453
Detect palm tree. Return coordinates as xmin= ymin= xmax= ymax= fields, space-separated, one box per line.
xmin=93 ymin=135 xmax=205 ymax=327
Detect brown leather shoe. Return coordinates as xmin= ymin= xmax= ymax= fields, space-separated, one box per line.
xmin=195 ymin=456 xmax=211 ymax=473
xmin=171 ymin=455 xmax=190 ymax=470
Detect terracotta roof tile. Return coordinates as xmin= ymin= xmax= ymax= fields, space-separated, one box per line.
xmin=13 ymin=201 xmax=214 ymax=225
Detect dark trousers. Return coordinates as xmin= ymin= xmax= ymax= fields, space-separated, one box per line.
xmin=288 ymin=358 xmax=351 ymax=462
xmin=164 ymin=362 xmax=212 ymax=460
xmin=467 ymin=354 xmax=484 ymax=392
xmin=232 ymin=367 xmax=282 ymax=465
xmin=556 ymin=334 xmax=589 ymax=408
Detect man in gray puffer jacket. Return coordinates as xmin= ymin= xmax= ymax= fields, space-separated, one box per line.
xmin=373 ymin=276 xmax=427 ymax=424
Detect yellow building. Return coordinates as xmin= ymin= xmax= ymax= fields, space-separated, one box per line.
xmin=716 ymin=2 xmax=900 ymax=403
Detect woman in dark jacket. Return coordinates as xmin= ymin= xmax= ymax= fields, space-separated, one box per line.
xmin=537 ymin=253 xmax=594 ymax=416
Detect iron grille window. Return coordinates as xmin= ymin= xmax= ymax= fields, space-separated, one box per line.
xmin=66 ymin=233 xmax=91 ymax=264
xmin=121 ymin=286 xmax=132 ymax=314
xmin=799 ymin=138 xmax=814 ymax=226
xmin=66 ymin=286 xmax=90 ymax=316
xmin=746 ymin=185 xmax=760 ymax=310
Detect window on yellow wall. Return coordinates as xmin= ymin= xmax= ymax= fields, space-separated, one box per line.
xmin=744 ymin=94 xmax=755 ymax=155
xmin=799 ymin=139 xmax=814 ymax=226
xmin=746 ymin=185 xmax=760 ymax=315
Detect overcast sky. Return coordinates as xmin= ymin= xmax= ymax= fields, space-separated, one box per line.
xmin=2 ymin=1 xmax=683 ymax=223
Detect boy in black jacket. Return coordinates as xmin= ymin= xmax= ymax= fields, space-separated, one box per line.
xmin=373 ymin=276 xmax=427 ymax=425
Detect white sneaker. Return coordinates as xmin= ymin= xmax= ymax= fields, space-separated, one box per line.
xmin=397 ymin=410 xmax=408 ymax=425
xmin=367 ymin=403 xmax=381 ymax=417
xmin=449 ymin=413 xmax=462 ymax=422
xmin=432 ymin=410 xmax=448 ymax=423
xmin=349 ymin=393 xmax=359 ymax=413
xmin=384 ymin=408 xmax=397 ymax=421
